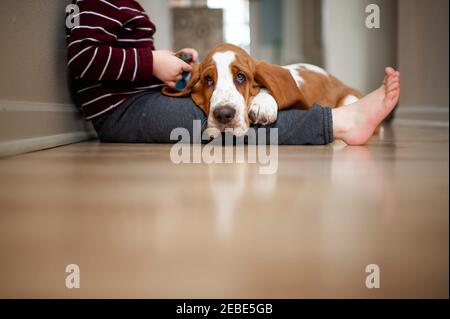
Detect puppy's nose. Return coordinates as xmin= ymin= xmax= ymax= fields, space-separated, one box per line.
xmin=213 ymin=106 xmax=236 ymax=124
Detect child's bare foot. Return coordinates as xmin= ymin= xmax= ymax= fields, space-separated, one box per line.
xmin=332 ymin=67 xmax=400 ymax=145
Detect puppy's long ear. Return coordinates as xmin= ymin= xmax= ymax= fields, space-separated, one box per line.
xmin=254 ymin=61 xmax=305 ymax=109
xmin=161 ymin=64 xmax=208 ymax=114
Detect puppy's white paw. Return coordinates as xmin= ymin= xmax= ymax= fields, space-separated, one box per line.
xmin=248 ymin=89 xmax=278 ymax=125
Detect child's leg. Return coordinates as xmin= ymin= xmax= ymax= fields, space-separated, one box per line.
xmin=92 ymin=91 xmax=334 ymax=145
xmin=93 ymin=91 xmax=207 ymax=143
xmin=256 ymin=105 xmax=333 ymax=145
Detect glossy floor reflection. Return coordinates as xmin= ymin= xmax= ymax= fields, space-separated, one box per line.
xmin=0 ymin=125 xmax=448 ymax=298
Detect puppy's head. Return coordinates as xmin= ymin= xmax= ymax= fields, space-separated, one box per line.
xmin=163 ymin=43 xmax=300 ymax=138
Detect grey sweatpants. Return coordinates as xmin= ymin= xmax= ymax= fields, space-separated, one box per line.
xmin=92 ymin=90 xmax=334 ymax=145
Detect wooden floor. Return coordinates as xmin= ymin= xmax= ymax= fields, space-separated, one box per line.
xmin=0 ymin=124 xmax=448 ymax=298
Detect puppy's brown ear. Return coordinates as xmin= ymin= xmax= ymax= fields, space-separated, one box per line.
xmin=190 ymin=80 xmax=208 ymax=115
xmin=254 ymin=61 xmax=305 ymax=109
xmin=162 ymin=64 xmax=201 ymax=97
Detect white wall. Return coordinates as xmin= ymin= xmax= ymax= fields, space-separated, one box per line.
xmin=280 ymin=0 xmax=304 ymax=64
xmin=398 ymin=0 xmax=449 ymax=109
xmin=322 ymin=0 xmax=397 ymax=94
xmin=140 ymin=0 xmax=173 ymax=50
xmin=249 ymin=0 xmax=278 ymax=63
xmin=250 ymin=0 xmax=304 ymax=64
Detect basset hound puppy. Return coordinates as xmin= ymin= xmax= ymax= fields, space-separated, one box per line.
xmin=163 ymin=43 xmax=362 ymax=138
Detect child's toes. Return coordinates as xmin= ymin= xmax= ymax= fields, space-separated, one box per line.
xmin=387 ymin=76 xmax=398 ymax=87
xmin=386 ymin=75 xmax=396 ymax=86
xmin=388 ymin=83 xmax=400 ymax=92
xmin=385 ymin=67 xmax=395 ymax=75
xmin=388 ymin=88 xmax=399 ymax=103
xmin=387 ymin=88 xmax=397 ymax=99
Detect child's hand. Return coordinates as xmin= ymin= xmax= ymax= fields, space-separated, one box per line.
xmin=153 ymin=50 xmax=192 ymax=87
xmin=178 ymin=48 xmax=199 ymax=64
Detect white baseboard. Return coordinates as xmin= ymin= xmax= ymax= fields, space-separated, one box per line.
xmin=0 ymin=131 xmax=96 ymax=157
xmin=396 ymin=106 xmax=449 ymax=114
xmin=394 ymin=106 xmax=449 ymax=128
xmin=0 ymin=100 xmax=78 ymax=113
xmin=394 ymin=119 xmax=449 ymax=128
xmin=0 ymin=100 xmax=96 ymax=157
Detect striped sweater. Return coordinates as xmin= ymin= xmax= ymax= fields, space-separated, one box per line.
xmin=67 ymin=0 xmax=162 ymax=120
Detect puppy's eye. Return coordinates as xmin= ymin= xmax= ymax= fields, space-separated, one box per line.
xmin=236 ymin=73 xmax=247 ymax=84
xmin=205 ymin=75 xmax=214 ymax=87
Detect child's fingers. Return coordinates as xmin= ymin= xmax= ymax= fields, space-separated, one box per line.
xmin=166 ymin=81 xmax=177 ymax=88
xmin=180 ymin=48 xmax=199 ymax=63
xmin=190 ymin=51 xmax=199 ymax=63
xmin=181 ymin=61 xmax=192 ymax=72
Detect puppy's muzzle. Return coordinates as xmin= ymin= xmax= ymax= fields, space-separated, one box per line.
xmin=213 ymin=105 xmax=236 ymax=124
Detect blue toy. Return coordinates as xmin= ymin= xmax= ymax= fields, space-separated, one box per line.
xmin=175 ymin=52 xmax=193 ymax=91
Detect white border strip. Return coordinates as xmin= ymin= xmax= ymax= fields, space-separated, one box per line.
xmin=0 ymin=131 xmax=96 ymax=158
xmin=394 ymin=119 xmax=449 ymax=128
xmin=396 ymin=106 xmax=449 ymax=114
xmin=0 ymin=100 xmax=79 ymax=113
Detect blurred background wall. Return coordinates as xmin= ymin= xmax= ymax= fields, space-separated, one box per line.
xmin=140 ymin=0 xmax=173 ymax=50
xmin=0 ymin=0 xmax=448 ymax=156
xmin=398 ymin=0 xmax=449 ymax=110
xmin=322 ymin=0 xmax=398 ymax=94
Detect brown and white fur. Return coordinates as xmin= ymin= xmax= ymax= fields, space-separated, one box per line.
xmin=163 ymin=43 xmax=362 ymax=138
